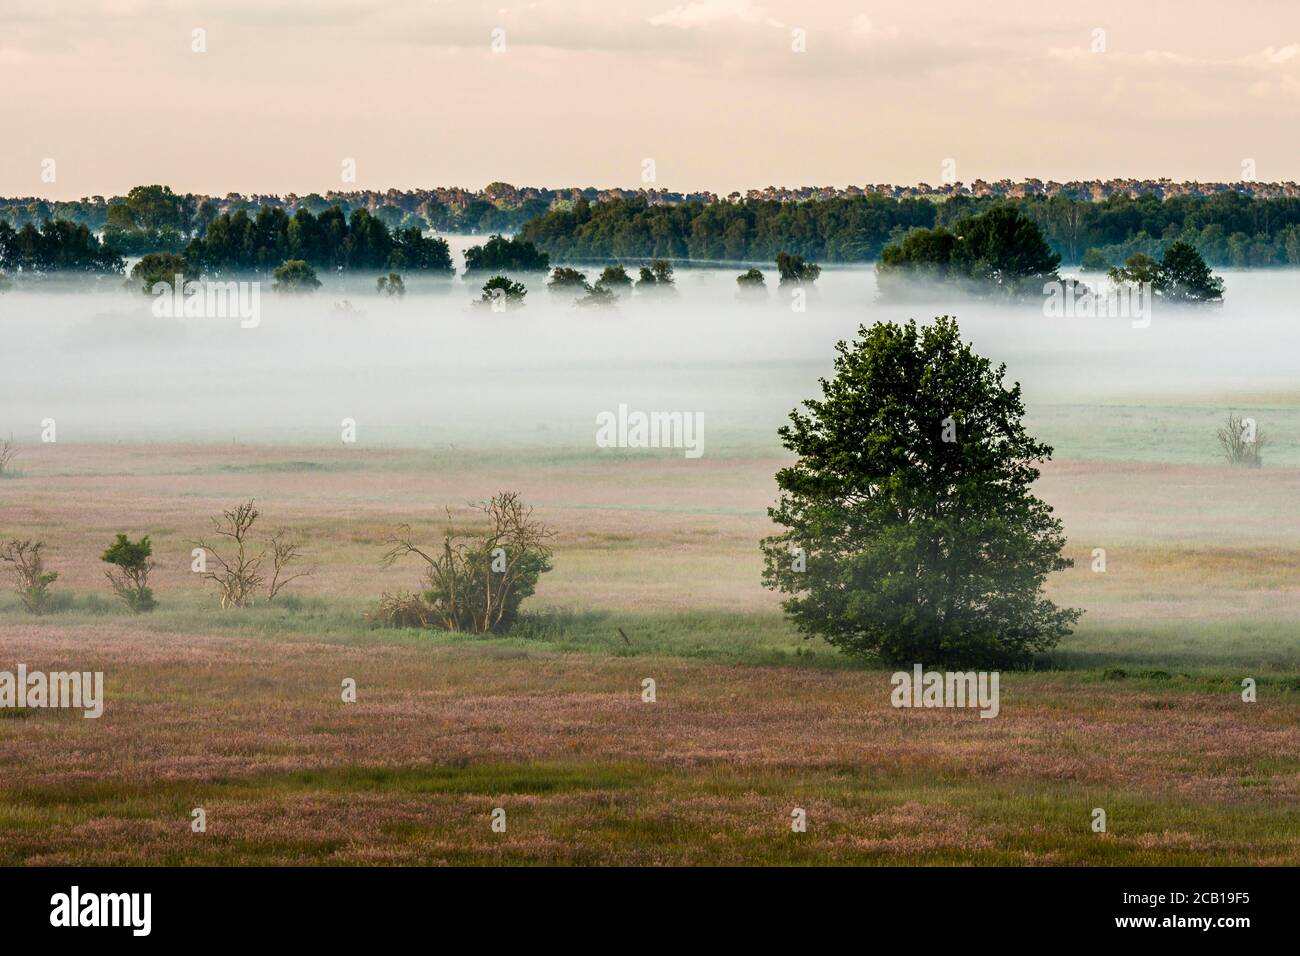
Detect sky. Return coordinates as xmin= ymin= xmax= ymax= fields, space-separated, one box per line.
xmin=4 ymin=0 xmax=1300 ymax=199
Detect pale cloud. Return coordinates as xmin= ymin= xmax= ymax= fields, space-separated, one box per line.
xmin=1262 ymin=43 xmax=1299 ymax=64
xmin=648 ymin=0 xmax=782 ymax=29
xmin=1047 ymin=42 xmax=1300 ymax=73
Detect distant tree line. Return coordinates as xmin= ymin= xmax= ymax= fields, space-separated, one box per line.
xmin=519 ymin=193 xmax=1300 ymax=267
xmin=184 ymin=206 xmax=453 ymax=275
xmin=519 ymin=195 xmax=936 ymax=263
xmin=0 ymin=198 xmax=113 ymax=232
xmin=12 ymin=183 xmax=1300 ymax=273
xmin=0 ymin=219 xmax=124 ymax=274
xmin=1014 ymin=191 xmax=1300 ymax=270
xmin=0 ymin=185 xmax=548 ymax=241
xmin=193 ymin=193 xmax=551 ymax=239
xmin=0 ymin=185 xmax=207 ymax=255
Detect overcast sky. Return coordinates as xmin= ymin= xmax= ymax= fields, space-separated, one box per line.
xmin=4 ymin=0 xmax=1300 ymax=198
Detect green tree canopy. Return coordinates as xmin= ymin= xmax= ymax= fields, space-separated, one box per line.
xmin=595 ymin=264 xmax=632 ymax=288
xmin=761 ymin=317 xmax=1081 ymax=669
xmin=1109 ymin=241 xmax=1224 ymax=303
xmin=272 ymin=259 xmax=321 ymax=293
xmin=877 ymin=206 xmax=1062 ymax=298
xmin=477 ymin=274 xmax=528 ymax=310
xmin=776 ymin=251 xmax=821 ymax=284
xmin=187 ymin=206 xmax=450 ymax=275
xmin=101 ymin=533 xmax=156 ymax=613
xmin=463 ymin=234 xmax=550 ymax=272
xmin=130 ymin=252 xmax=195 ymax=293
xmin=547 ymin=266 xmax=590 ymax=291
xmin=0 ymin=219 xmax=123 ymax=274
xmin=1157 ymin=240 xmax=1225 ymax=302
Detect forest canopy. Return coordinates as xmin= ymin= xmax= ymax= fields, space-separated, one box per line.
xmin=519 ymin=192 xmax=1300 ymax=267
xmin=9 ymin=184 xmax=1300 ymax=273
xmin=184 ymin=206 xmax=453 ymax=275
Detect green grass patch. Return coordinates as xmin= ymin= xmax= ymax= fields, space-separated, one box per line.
xmin=3 ymin=760 xmax=1296 ymax=865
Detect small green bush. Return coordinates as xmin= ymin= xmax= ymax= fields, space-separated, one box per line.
xmin=101 ymin=533 xmax=157 ymax=612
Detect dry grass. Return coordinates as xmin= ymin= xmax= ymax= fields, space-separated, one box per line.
xmin=4 ymin=444 xmax=1300 ymax=621
xmin=1 ymin=621 xmax=1297 ymax=865
xmin=1 ymin=442 xmax=1298 ymax=864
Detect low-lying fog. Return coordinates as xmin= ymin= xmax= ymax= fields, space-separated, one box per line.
xmin=2 ymin=236 xmax=1298 ymax=461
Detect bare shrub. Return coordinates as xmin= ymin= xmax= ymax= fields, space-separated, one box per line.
xmin=365 ymin=592 xmax=437 ymax=629
xmin=0 ymin=439 xmax=16 ymax=478
xmin=1217 ymin=412 xmax=1267 ymax=468
xmin=194 ymin=501 xmax=312 ymax=607
xmin=380 ymin=491 xmax=554 ymax=634
xmin=0 ymin=539 xmax=59 ymax=614
xmin=268 ymin=529 xmax=312 ymax=602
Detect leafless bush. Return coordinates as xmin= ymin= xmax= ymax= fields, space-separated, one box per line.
xmin=268 ymin=530 xmax=312 ymax=602
xmin=0 ymin=539 xmax=59 ymax=614
xmin=194 ymin=501 xmax=312 ymax=607
xmin=380 ymin=491 xmax=555 ymax=634
xmin=1217 ymin=412 xmax=1267 ymax=468
xmin=0 ymin=439 xmax=16 ymax=478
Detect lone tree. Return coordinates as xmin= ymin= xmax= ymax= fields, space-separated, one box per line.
xmin=476 ymin=275 xmax=528 ymax=311
xmin=547 ymin=266 xmax=590 ymax=292
xmin=376 ymin=272 xmax=406 ymax=297
xmin=0 ymin=539 xmax=58 ymax=614
xmin=776 ymin=252 xmax=821 ymax=285
xmin=761 ymin=317 xmax=1081 ymax=669
xmin=736 ymin=267 xmax=767 ymax=300
xmin=1109 ymin=241 xmax=1224 ymax=303
xmin=101 ymin=533 xmax=156 ymax=612
xmin=576 ymin=284 xmax=618 ymax=308
xmin=272 ymin=259 xmax=322 ymax=293
xmin=1157 ymin=241 xmax=1224 ymax=302
xmin=194 ymin=501 xmax=311 ymax=607
xmin=595 ymin=264 xmax=633 ymax=290
xmin=130 ymin=252 xmax=195 ymax=293
xmin=0 ymin=438 xmax=16 ymax=478
xmin=1216 ymin=412 xmax=1267 ymax=467
xmin=379 ymin=491 xmax=554 ymax=634
xmin=951 ymin=205 xmax=1060 ymax=292
xmin=635 ymin=259 xmax=675 ymax=290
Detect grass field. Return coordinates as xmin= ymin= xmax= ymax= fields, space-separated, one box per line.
xmin=1 ymin=420 xmax=1297 ymax=866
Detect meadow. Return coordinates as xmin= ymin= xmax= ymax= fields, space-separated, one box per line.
xmin=1 ymin=432 xmax=1298 ymax=865
xmin=1 ymin=264 xmax=1297 ymax=864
